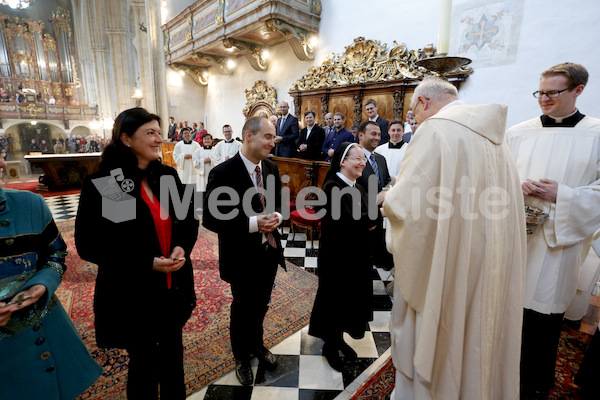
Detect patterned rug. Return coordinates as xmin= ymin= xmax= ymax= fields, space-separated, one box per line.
xmin=551 ymin=324 xmax=593 ymax=400
xmin=54 ymin=220 xmax=318 ymax=399
xmin=349 ymin=323 xmax=594 ymax=400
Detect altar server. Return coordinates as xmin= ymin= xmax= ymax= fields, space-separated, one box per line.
xmin=506 ymin=62 xmax=600 ymax=399
xmin=172 ymin=127 xmax=200 ymax=185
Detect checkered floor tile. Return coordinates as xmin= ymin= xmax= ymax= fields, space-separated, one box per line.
xmin=44 ymin=196 xmax=394 ymax=400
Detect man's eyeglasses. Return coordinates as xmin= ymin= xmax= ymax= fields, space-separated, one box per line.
xmin=411 ymin=97 xmax=430 ymax=114
xmin=532 ymin=87 xmax=573 ymax=99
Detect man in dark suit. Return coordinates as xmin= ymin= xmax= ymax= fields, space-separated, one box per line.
xmin=296 ymin=110 xmax=325 ymax=160
xmin=274 ymin=100 xmax=299 ymax=157
xmin=167 ymin=116 xmax=177 ymax=141
xmin=365 ymin=99 xmax=390 ymax=144
xmin=356 ymin=120 xmax=394 ymax=269
xmin=321 ymin=113 xmax=355 ymax=161
xmin=403 ymin=117 xmax=419 ymax=143
xmin=203 ymin=116 xmax=285 ymax=386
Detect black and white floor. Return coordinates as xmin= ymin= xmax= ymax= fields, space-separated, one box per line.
xmin=45 ymin=193 xmax=394 ymax=400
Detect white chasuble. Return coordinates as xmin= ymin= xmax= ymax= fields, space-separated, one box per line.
xmin=192 ymin=147 xmax=215 ymax=191
xmin=385 ymin=103 xmax=526 ymax=400
xmin=172 ymin=141 xmax=201 ymax=184
xmin=506 ymin=116 xmax=600 ymax=314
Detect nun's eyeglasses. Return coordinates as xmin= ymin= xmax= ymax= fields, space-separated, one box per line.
xmin=345 ymin=157 xmax=367 ymax=163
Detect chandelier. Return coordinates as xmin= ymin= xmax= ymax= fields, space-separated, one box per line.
xmin=1 ymin=0 xmax=31 ymax=10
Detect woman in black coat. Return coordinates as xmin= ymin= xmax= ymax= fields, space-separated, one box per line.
xmin=75 ymin=108 xmax=198 ymax=399
xmin=309 ymin=142 xmax=378 ymax=371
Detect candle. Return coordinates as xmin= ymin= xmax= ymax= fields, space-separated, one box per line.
xmin=438 ymin=0 xmax=452 ymax=56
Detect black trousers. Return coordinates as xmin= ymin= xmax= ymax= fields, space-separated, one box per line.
xmin=125 ymin=291 xmax=189 ymax=400
xmin=229 ymin=245 xmax=279 ymax=361
xmin=520 ymin=308 xmax=564 ymax=393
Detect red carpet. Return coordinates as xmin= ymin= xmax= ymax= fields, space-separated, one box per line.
xmin=350 ymin=324 xmax=593 ymax=400
xmin=3 ymin=180 xmax=81 ymax=197
xmin=53 ymin=220 xmax=318 ymax=399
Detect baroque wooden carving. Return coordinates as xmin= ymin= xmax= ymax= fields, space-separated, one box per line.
xmin=291 ymin=37 xmax=473 ymax=92
xmin=242 ymin=80 xmax=278 ymax=118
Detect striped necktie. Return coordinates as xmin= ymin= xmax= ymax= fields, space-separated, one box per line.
xmin=370 ymin=154 xmax=381 ymax=186
xmin=255 ymin=165 xmax=277 ymax=248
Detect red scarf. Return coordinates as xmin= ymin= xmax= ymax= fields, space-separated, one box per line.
xmin=141 ymin=185 xmax=173 ymax=288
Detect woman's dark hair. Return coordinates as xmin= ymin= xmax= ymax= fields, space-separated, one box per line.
xmin=323 ymin=141 xmax=357 ymax=185
xmin=100 ymin=107 xmax=161 ymax=170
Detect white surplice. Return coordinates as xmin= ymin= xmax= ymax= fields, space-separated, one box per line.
xmin=374 ymin=142 xmax=406 ymax=179
xmin=213 ymin=139 xmax=242 ymax=165
xmin=506 ymin=116 xmax=600 ymax=314
xmin=385 ymin=103 xmax=526 ymax=400
xmin=172 ymin=140 xmax=200 ymax=184
xmin=192 ymin=146 xmax=215 ymax=191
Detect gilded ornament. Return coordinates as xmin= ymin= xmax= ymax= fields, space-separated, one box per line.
xmin=291 ymin=37 xmax=431 ymax=92
xmin=312 ymin=0 xmax=322 ymax=15
xmin=243 ymin=80 xmax=278 ymax=117
xmin=64 ymin=87 xmax=73 ymax=97
xmin=186 ymin=16 xmax=193 ymax=41
xmin=215 ymin=0 xmax=225 ymax=25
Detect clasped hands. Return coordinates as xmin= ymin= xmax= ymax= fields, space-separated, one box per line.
xmin=521 ymin=179 xmax=558 ymax=203
xmin=257 ymin=213 xmax=279 ymax=233
xmin=153 ymin=246 xmax=186 ymax=274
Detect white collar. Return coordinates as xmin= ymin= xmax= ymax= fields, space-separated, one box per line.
xmin=440 ymin=99 xmax=465 ymax=112
xmin=336 ymin=172 xmax=356 ymax=186
xmin=239 ymin=151 xmax=262 ymax=176
xmin=361 ymin=146 xmax=373 ymax=158
xmin=548 ymin=108 xmax=578 ymax=123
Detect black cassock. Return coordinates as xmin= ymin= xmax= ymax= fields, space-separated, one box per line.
xmin=309 ymin=174 xmax=378 ymax=341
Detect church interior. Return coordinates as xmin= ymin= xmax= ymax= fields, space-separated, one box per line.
xmin=2 ymin=0 xmax=600 ymax=399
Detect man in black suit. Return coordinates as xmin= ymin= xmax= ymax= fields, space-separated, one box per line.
xmin=365 ymin=99 xmax=390 ymax=144
xmin=167 ymin=116 xmax=177 ymax=141
xmin=356 ymin=120 xmax=394 ymax=269
xmin=296 ymin=110 xmax=325 ymax=160
xmin=274 ymin=100 xmax=299 ymax=157
xmin=203 ymin=116 xmax=285 ymax=386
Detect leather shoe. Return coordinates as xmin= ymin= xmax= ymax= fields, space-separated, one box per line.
xmin=257 ymin=347 xmax=278 ymax=370
xmin=338 ymin=340 xmax=358 ymax=360
xmin=322 ymin=342 xmax=344 ymax=372
xmin=235 ymin=360 xmax=253 ymax=386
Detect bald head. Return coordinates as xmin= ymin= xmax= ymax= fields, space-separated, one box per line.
xmin=279 ymin=101 xmax=290 ymax=116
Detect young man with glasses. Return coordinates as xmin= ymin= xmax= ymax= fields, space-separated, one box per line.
xmin=506 ymin=62 xmax=600 ymax=399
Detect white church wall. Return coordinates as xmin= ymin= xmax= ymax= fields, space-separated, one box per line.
xmin=166 ymin=66 xmax=208 ymax=127
xmin=167 ymin=0 xmax=600 ymax=134
xmin=203 ymin=41 xmax=313 ymax=139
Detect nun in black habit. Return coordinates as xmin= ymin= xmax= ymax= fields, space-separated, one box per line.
xmin=309 ymin=141 xmax=379 ymax=371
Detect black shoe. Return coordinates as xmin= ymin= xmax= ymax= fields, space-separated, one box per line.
xmin=235 ymin=360 xmax=253 ymax=386
xmin=322 ymin=342 xmax=344 ymax=372
xmin=338 ymin=340 xmax=358 ymax=360
xmin=257 ymin=347 xmax=278 ymax=370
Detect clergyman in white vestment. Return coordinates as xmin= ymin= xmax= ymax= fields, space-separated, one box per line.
xmin=172 ymin=128 xmax=200 ymax=185
xmin=213 ymin=124 xmax=242 ymax=165
xmin=384 ymin=77 xmax=526 ymax=400
xmin=374 ymin=119 xmax=407 ymax=179
xmin=506 ymin=62 xmax=600 ymax=397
